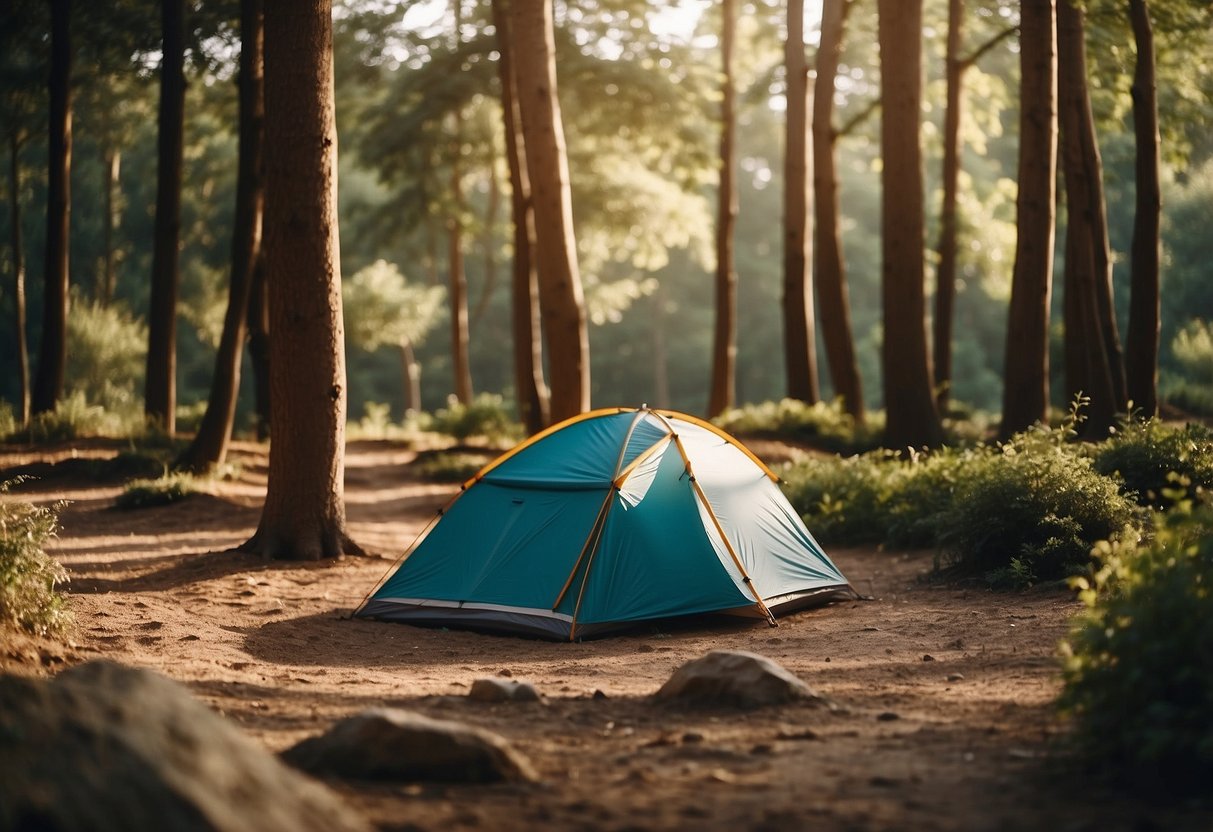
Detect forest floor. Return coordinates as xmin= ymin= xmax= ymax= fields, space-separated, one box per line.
xmin=2 ymin=438 xmax=1208 ymax=831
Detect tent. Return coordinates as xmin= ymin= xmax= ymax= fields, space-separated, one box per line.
xmin=357 ymin=407 xmax=855 ymax=639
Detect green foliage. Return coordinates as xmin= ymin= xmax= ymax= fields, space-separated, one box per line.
xmin=21 ymin=392 xmax=112 ymax=442
xmin=430 ymin=394 xmax=521 ymax=444
xmin=714 ymin=399 xmax=884 ymax=454
xmin=65 ymin=296 xmax=147 ymax=419
xmin=411 ymin=449 xmax=492 ymax=483
xmin=1060 ymin=504 xmax=1213 ymax=794
xmin=343 ymin=260 xmax=446 ymax=351
xmin=0 ymin=481 xmax=71 ymax=636
xmin=1162 ymin=320 xmax=1213 ymax=416
xmin=1093 ymin=419 xmax=1213 ymax=508
xmin=114 ymin=472 xmax=202 ymax=510
xmin=0 ymin=402 xmax=15 ymax=440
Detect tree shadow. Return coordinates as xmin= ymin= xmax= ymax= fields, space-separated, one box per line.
xmin=72 ymin=548 xmax=355 ymax=595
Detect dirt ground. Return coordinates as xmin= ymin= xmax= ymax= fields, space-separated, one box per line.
xmin=2 ymin=439 xmax=1208 ymax=831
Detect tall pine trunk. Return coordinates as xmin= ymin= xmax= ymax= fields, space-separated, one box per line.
xmin=490 ymin=0 xmax=548 ymax=434
xmin=934 ymin=0 xmax=963 ymax=412
xmin=247 ymin=255 xmax=270 ymax=440
xmin=242 ymin=0 xmax=359 ymax=560
xmin=31 ymin=0 xmax=71 ymax=417
xmin=1001 ymin=0 xmax=1057 ymax=438
xmin=145 ymin=0 xmax=186 ymax=434
xmin=8 ymin=133 xmax=29 ymax=425
xmin=510 ymin=0 xmax=589 ymax=423
xmin=782 ymin=0 xmax=818 ymax=404
xmin=1126 ymin=0 xmax=1160 ymax=416
xmin=709 ymin=0 xmax=738 ymax=418
xmin=1058 ymin=0 xmax=1119 ymax=436
xmin=812 ymin=0 xmax=864 ymax=421
xmin=400 ymin=340 xmax=422 ymax=414
xmin=878 ymin=0 xmax=942 ymax=450
xmin=177 ymin=0 xmax=264 ymax=473
xmin=98 ymin=147 xmax=120 ymax=306
xmin=447 ymin=0 xmax=473 ymax=405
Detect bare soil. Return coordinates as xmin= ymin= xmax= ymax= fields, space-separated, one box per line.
xmin=2 ymin=439 xmax=1207 ymax=831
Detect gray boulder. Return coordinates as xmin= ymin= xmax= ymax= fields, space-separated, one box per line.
xmin=283 ymin=708 xmax=539 ymax=784
xmin=0 ymin=660 xmax=368 ymax=832
xmin=654 ymin=649 xmax=828 ymax=709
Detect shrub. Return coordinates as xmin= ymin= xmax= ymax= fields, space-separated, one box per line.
xmin=1060 ymin=505 xmax=1213 ymax=794
xmin=0 ymin=401 xmax=15 ymax=439
xmin=714 ymin=399 xmax=883 ymax=454
xmin=115 ymin=472 xmax=202 ymax=509
xmin=65 ymin=295 xmax=146 ymax=416
xmin=1093 ymin=419 xmax=1213 ymax=509
xmin=431 ymin=394 xmax=521 ymax=443
xmin=23 ymin=392 xmax=109 ymax=442
xmin=0 ymin=481 xmax=72 ymax=635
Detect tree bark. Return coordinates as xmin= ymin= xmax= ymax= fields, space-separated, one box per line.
xmin=652 ymin=282 xmax=671 ymax=409
xmin=510 ymin=0 xmax=589 ymax=423
xmin=471 ymin=161 xmax=499 ymax=326
xmin=1057 ymin=0 xmax=1119 ymax=437
xmin=99 ymin=147 xmax=120 ymax=307
xmin=400 ymin=340 xmax=422 ymax=415
xmin=242 ymin=0 xmax=359 ymax=560
xmin=247 ymin=254 xmax=270 ymax=440
xmin=447 ymin=0 xmax=473 ymax=405
xmin=709 ymin=0 xmax=738 ymax=418
xmin=934 ymin=0 xmax=963 ymax=413
xmin=8 ymin=133 xmax=29 ymax=426
xmin=878 ymin=0 xmax=941 ymax=450
xmin=177 ymin=0 xmax=264 ymax=473
xmin=31 ymin=0 xmax=71 ymax=417
xmin=812 ymin=0 xmax=864 ymax=422
xmin=1000 ymin=0 xmax=1057 ymax=438
xmin=1126 ymin=0 xmax=1160 ymax=417
xmin=782 ymin=0 xmax=818 ymax=404
xmin=490 ymin=0 xmax=548 ymax=434
xmin=145 ymin=0 xmax=186 ymax=435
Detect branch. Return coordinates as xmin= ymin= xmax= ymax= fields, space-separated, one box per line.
xmin=835 ymin=97 xmax=880 ymax=140
xmin=960 ymin=24 xmax=1019 ymax=71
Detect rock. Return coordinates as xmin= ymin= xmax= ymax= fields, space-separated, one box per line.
xmin=654 ymin=650 xmax=827 ymax=709
xmin=468 ymin=677 xmax=540 ymax=703
xmin=946 ymin=673 xmax=965 ymax=682
xmin=0 ymin=660 xmax=368 ymax=832
xmin=922 ymin=654 xmax=936 ymax=662
xmin=282 ymin=708 xmax=539 ymax=784
xmin=876 ymin=711 xmax=901 ymax=722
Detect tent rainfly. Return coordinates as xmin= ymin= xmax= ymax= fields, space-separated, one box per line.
xmin=357 ymin=407 xmax=856 ymax=639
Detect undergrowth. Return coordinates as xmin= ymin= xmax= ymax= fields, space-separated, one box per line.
xmin=713 ymin=399 xmax=884 ymax=454
xmin=0 ymin=480 xmax=72 ymax=636
xmin=115 ymin=471 xmax=205 ymax=509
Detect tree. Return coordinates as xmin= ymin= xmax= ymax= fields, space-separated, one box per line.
xmin=1058 ymin=0 xmax=1120 ymax=437
xmin=31 ymin=0 xmax=73 ymax=417
xmin=1001 ymin=0 xmax=1058 ymax=437
xmin=446 ymin=0 xmax=473 ymax=405
xmin=241 ymin=0 xmax=360 ymax=560
xmin=1125 ymin=0 xmax=1160 ymax=416
xmin=709 ymin=0 xmax=738 ymax=418
xmin=878 ymin=0 xmax=941 ymax=449
xmin=490 ymin=0 xmax=549 ymax=434
xmin=144 ymin=0 xmax=186 ymax=434
xmin=782 ymin=0 xmax=818 ymax=404
xmin=343 ymin=260 xmax=445 ymax=414
xmin=812 ymin=0 xmax=864 ymax=422
xmin=510 ymin=0 xmax=589 ymax=422
xmin=176 ymin=0 xmax=264 ymax=473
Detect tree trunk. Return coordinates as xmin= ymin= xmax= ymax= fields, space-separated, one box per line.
xmin=510 ymin=0 xmax=589 ymax=423
xmin=145 ymin=0 xmax=186 ymax=435
xmin=782 ymin=0 xmax=818 ymax=404
xmin=878 ymin=0 xmax=941 ymax=450
xmin=490 ymin=0 xmax=548 ymax=434
xmin=812 ymin=0 xmax=865 ymax=422
xmin=1000 ymin=0 xmax=1057 ymax=438
xmin=1126 ymin=0 xmax=1160 ymax=417
xmin=31 ymin=0 xmax=71 ymax=417
xmin=242 ymin=0 xmax=359 ymax=560
xmin=471 ymin=161 xmax=499 ymax=326
xmin=1058 ymin=0 xmax=1118 ymax=437
xmin=247 ymin=254 xmax=270 ymax=440
xmin=177 ymin=0 xmax=264 ymax=473
xmin=447 ymin=0 xmax=473 ymax=405
xmin=652 ymin=282 xmax=671 ymax=409
xmin=400 ymin=339 xmax=422 ymax=414
xmin=98 ymin=147 xmax=120 ymax=307
xmin=8 ymin=133 xmax=29 ymax=426
xmin=708 ymin=0 xmax=738 ymax=418
xmin=933 ymin=0 xmax=963 ymax=413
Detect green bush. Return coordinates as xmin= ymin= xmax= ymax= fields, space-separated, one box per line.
xmin=1060 ymin=505 xmax=1213 ymax=794
xmin=115 ymin=472 xmax=202 ymax=510
xmin=23 ymin=392 xmax=109 ymax=442
xmin=0 ymin=401 xmax=15 ymax=440
xmin=939 ymin=430 xmax=1143 ymax=586
xmin=0 ymin=481 xmax=72 ymax=635
xmin=1093 ymin=419 xmax=1213 ymax=509
xmin=65 ymin=295 xmax=146 ymax=417
xmin=431 ymin=394 xmax=521 ymax=443
xmin=714 ymin=399 xmax=883 ymax=454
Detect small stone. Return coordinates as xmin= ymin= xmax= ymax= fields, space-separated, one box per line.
xmin=496 ymin=668 xmax=513 ymax=678
xmin=922 ymin=654 xmax=936 ymax=662
xmin=654 ymin=650 xmax=829 ymax=709
xmin=468 ymin=678 xmax=539 ymax=703
xmin=776 ymin=727 xmax=820 ymax=741
xmin=876 ymin=711 xmax=900 ymax=722
xmin=946 ymin=673 xmax=965 ymax=682
xmin=592 ymin=689 xmax=608 ymax=700
xmin=637 ymin=644 xmax=655 ymax=653
xmin=682 ymin=731 xmax=705 ymax=744
xmin=750 ymin=743 xmax=774 ymax=755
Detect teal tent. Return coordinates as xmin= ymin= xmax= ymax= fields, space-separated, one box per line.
xmin=357 ymin=407 xmax=854 ymax=639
